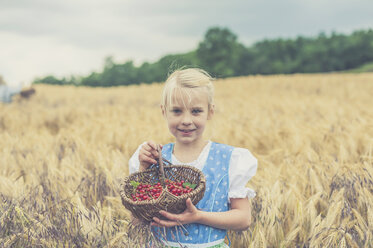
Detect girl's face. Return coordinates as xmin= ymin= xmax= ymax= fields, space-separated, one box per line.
xmin=162 ymin=88 xmax=213 ymax=146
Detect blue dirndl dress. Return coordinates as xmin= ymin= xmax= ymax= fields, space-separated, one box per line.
xmin=152 ymin=142 xmax=234 ymax=247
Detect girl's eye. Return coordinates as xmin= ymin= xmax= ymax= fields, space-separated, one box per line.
xmin=171 ymin=109 xmax=181 ymax=114
xmin=192 ymin=109 xmax=202 ymax=114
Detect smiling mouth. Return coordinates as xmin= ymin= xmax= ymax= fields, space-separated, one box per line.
xmin=178 ymin=129 xmax=196 ymax=133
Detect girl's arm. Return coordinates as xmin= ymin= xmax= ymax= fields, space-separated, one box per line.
xmin=152 ymin=197 xmax=252 ymax=231
xmin=198 ymin=198 xmax=252 ymax=231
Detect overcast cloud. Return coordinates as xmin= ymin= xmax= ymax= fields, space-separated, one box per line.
xmin=1 ymin=0 xmax=373 ymax=86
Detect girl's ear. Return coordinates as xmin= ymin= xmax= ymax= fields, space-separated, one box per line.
xmin=207 ymin=104 xmax=215 ymax=120
xmin=161 ymin=105 xmax=166 ymax=117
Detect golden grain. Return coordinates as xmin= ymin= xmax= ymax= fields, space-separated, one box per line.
xmin=1 ymin=73 xmax=372 ymax=247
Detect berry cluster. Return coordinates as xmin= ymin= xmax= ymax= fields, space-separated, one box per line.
xmin=130 ymin=179 xmax=195 ymax=202
xmin=131 ymin=182 xmax=162 ymax=201
xmin=165 ymin=179 xmax=193 ymax=196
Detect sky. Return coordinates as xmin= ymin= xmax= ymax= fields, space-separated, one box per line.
xmin=1 ymin=0 xmax=373 ymax=86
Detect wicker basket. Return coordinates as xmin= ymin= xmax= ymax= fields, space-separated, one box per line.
xmin=120 ymin=147 xmax=206 ymax=223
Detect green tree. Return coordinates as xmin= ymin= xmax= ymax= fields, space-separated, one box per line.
xmin=80 ymin=72 xmax=102 ymax=87
xmin=197 ymin=27 xmax=243 ymax=77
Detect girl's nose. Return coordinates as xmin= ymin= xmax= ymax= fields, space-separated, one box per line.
xmin=181 ymin=113 xmax=192 ymax=125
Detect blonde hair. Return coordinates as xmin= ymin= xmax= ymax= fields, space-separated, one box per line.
xmin=161 ymin=68 xmax=214 ymax=109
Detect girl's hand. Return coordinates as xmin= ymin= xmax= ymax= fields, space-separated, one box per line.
xmin=151 ymin=198 xmax=201 ymax=227
xmin=139 ymin=141 xmax=162 ymax=171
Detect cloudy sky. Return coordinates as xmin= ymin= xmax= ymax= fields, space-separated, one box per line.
xmin=1 ymin=0 xmax=372 ymax=86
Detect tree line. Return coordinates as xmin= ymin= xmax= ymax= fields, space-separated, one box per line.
xmin=33 ymin=27 xmax=373 ymax=87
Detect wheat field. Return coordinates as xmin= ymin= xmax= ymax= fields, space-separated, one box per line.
xmin=0 ymin=73 xmax=372 ymax=247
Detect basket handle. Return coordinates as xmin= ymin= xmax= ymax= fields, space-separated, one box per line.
xmin=157 ymin=145 xmax=166 ymax=188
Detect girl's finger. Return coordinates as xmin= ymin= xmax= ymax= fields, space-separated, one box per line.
xmin=142 ymin=143 xmax=153 ymax=152
xmin=140 ymin=149 xmax=152 ymax=158
xmin=159 ymin=210 xmax=178 ymax=221
xmin=144 ymin=142 xmax=160 ymax=158
xmin=147 ymin=140 xmax=158 ymax=151
xmin=141 ymin=149 xmax=158 ymax=161
xmin=147 ymin=158 xmax=158 ymax=164
xmin=185 ymin=198 xmax=195 ymax=210
xmin=139 ymin=154 xmax=157 ymax=165
xmin=150 ymin=150 xmax=159 ymax=158
xmin=150 ymin=222 xmax=161 ymax=227
xmin=139 ymin=151 xmax=151 ymax=161
xmin=153 ymin=217 xmax=178 ymax=227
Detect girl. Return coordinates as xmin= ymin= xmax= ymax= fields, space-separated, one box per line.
xmin=129 ymin=68 xmax=257 ymax=248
